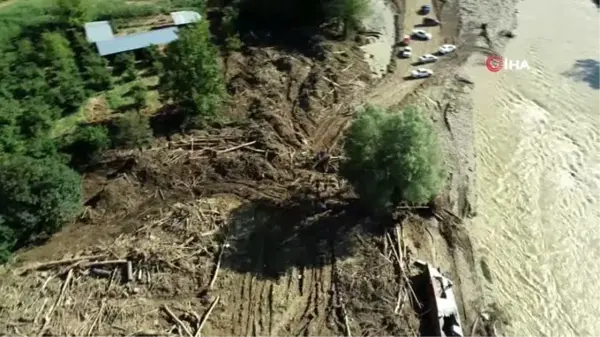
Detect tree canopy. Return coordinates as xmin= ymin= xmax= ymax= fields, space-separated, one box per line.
xmin=0 ymin=155 xmax=82 ymax=261
xmin=340 ymin=105 xmax=445 ymax=213
xmin=112 ymin=111 xmax=153 ymax=148
xmin=159 ymin=21 xmax=226 ymax=124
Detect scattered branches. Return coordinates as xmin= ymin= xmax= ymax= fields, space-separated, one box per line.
xmin=162 ymin=305 xmax=193 ymax=337
xmin=197 ymin=296 xmax=220 ymax=337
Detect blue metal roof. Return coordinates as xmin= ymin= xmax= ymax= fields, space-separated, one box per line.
xmin=96 ymin=27 xmax=180 ymax=56
xmin=84 ymin=21 xmax=114 ymax=43
xmin=170 ymin=11 xmax=202 ymax=25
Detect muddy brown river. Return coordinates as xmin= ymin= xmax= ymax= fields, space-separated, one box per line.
xmin=466 ymin=0 xmax=600 ymax=335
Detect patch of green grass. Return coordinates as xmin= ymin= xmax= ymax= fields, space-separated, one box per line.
xmin=141 ymin=74 xmax=160 ymax=110
xmin=50 ymin=104 xmax=88 ymax=138
xmin=106 ymin=80 xmax=136 ymax=110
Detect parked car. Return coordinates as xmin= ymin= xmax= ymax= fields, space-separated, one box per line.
xmin=401 ymin=46 xmax=412 ymax=58
xmin=420 ymin=5 xmax=431 ymax=15
xmin=423 ymin=17 xmax=440 ymax=26
xmin=411 ymin=68 xmax=433 ymax=78
xmin=412 ymin=29 xmax=432 ymax=40
xmin=439 ymin=44 xmax=457 ymax=54
xmin=418 ymin=54 xmax=438 ymax=64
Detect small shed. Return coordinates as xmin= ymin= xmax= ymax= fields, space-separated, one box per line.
xmin=95 ymin=27 xmax=180 ymax=56
xmin=84 ymin=21 xmax=115 ymax=43
xmin=170 ymin=11 xmax=202 ymax=25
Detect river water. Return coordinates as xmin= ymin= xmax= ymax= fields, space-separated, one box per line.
xmin=466 ymin=0 xmax=600 ymax=335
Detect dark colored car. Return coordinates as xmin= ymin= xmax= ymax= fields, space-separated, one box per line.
xmin=420 ymin=5 xmax=431 ymax=15
xmin=423 ymin=17 xmax=440 ymax=26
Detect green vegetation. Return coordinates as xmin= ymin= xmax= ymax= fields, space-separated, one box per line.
xmin=159 ymin=21 xmax=226 ymax=124
xmin=0 ymin=0 xmax=371 ymax=262
xmin=0 ymin=155 xmax=82 ymax=262
xmin=324 ymin=0 xmax=370 ymax=37
xmin=130 ymin=82 xmax=148 ymax=110
xmin=61 ymin=124 xmax=110 ymax=168
xmin=112 ymin=111 xmax=153 ymax=148
xmin=113 ymin=52 xmax=136 ymax=76
xmin=341 ymin=106 xmax=445 ymax=214
xmin=0 ymin=0 xmax=210 ymax=261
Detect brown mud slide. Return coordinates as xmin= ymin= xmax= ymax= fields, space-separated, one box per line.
xmin=0 ymin=0 xmax=494 ymax=336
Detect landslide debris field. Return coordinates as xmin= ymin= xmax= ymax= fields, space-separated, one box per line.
xmin=0 ymin=1 xmax=482 ymax=336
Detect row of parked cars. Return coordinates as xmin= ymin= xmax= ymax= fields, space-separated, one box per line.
xmin=399 ymin=5 xmax=456 ymax=79
xmin=402 ymin=39 xmax=456 ymax=79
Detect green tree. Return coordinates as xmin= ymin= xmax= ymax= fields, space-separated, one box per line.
xmin=63 ymin=125 xmax=110 ymax=167
xmin=40 ymin=32 xmax=86 ymax=112
xmin=16 ymin=99 xmax=61 ymax=137
xmin=56 ymin=0 xmax=87 ymax=27
xmin=83 ymin=55 xmax=113 ymax=91
xmin=124 ymin=66 xmax=137 ymax=82
xmin=0 ymin=155 xmax=82 ymax=261
xmin=0 ymin=98 xmax=23 ymax=151
xmin=141 ymin=45 xmax=164 ymax=74
xmin=8 ymin=39 xmax=51 ymax=101
xmin=113 ymin=52 xmax=136 ymax=75
xmin=141 ymin=44 xmax=161 ymax=63
xmin=221 ymin=4 xmax=243 ymax=52
xmin=340 ymin=105 xmax=444 ymax=213
xmin=159 ymin=21 xmax=226 ymax=123
xmin=112 ymin=111 xmax=153 ymax=148
xmin=130 ymin=82 xmax=148 ymax=109
xmin=324 ymin=0 xmax=369 ymax=37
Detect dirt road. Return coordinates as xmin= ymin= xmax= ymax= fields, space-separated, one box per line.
xmin=368 ymin=0 xmax=443 ymax=108
xmin=310 ymin=0 xmax=443 ymax=151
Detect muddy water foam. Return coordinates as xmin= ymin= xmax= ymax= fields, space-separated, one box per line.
xmin=466 ymin=0 xmax=600 ymax=335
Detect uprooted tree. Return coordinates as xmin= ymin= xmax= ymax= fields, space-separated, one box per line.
xmin=340 ymin=105 xmax=445 ymax=214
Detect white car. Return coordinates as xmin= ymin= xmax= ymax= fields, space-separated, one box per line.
xmin=418 ymin=54 xmax=438 ymax=63
xmin=412 ymin=29 xmax=432 ymax=40
xmin=401 ymin=46 xmax=412 ymax=58
xmin=411 ymin=68 xmax=433 ymax=78
xmin=439 ymin=44 xmax=457 ymax=54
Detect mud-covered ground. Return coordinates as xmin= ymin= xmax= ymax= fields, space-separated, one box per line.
xmin=0 ymin=25 xmax=418 ymax=337
xmin=0 ymin=0 xmax=521 ymax=335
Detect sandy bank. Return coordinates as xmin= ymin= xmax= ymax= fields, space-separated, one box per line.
xmin=396 ymin=0 xmax=520 ymax=332
xmin=359 ymin=0 xmax=396 ymax=78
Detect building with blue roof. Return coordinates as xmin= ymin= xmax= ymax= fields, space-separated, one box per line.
xmin=96 ymin=27 xmax=180 ymax=56
xmin=84 ymin=21 xmax=114 ymax=43
xmin=83 ymin=11 xmax=201 ymax=56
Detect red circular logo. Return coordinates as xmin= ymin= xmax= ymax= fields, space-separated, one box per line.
xmin=486 ymin=55 xmax=503 ymax=72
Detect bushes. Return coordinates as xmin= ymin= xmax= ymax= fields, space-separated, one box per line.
xmin=62 ymin=125 xmax=110 ymax=167
xmin=221 ymin=4 xmax=243 ymax=52
xmin=323 ymin=0 xmax=369 ymax=36
xmin=40 ymin=32 xmax=87 ymax=112
xmin=113 ymin=52 xmax=137 ymax=77
xmin=112 ymin=111 xmax=153 ymax=148
xmin=341 ymin=105 xmax=444 ymax=214
xmin=0 ymin=155 xmax=82 ymax=262
xmin=159 ymin=21 xmax=226 ymax=124
xmin=130 ymin=82 xmax=148 ymax=109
